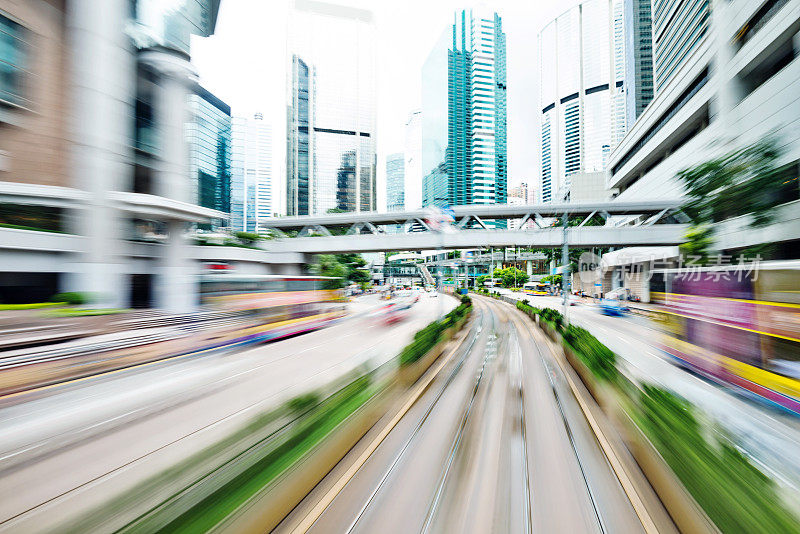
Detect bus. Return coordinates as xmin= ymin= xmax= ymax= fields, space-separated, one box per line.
xmin=653 ymin=261 xmax=800 ymax=415
xmin=0 ymin=275 xmax=345 ymax=396
xmin=199 ymin=274 xmax=346 ymax=343
xmin=522 ymin=281 xmax=548 ymax=296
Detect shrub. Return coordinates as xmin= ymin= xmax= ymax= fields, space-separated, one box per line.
xmin=516 ymin=301 xmax=539 ymax=316
xmin=286 ymin=391 xmax=322 ymax=414
xmin=636 ymin=385 xmax=800 ymax=534
xmin=539 ymin=307 xmax=564 ymax=331
xmin=400 ymin=303 xmax=471 ymax=366
xmin=50 ymin=292 xmax=90 ymax=305
xmin=562 ymin=324 xmax=617 ymax=381
xmin=460 ymin=294 xmax=472 ymax=306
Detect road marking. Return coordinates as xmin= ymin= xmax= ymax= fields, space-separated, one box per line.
xmin=289 ymin=316 xmax=473 ymax=534
xmin=504 ymin=300 xmax=660 ymax=534
xmin=546 ymin=335 xmax=659 ymax=534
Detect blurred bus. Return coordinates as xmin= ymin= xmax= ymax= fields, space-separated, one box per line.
xmin=199 ymin=274 xmax=345 ymax=343
xmin=0 ymin=274 xmax=345 ymax=396
xmin=653 ymin=261 xmax=800 ymax=415
xmin=522 ymin=281 xmax=548 ymax=296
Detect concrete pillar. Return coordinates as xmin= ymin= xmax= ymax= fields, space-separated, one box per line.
xmin=140 ymin=50 xmax=198 ymax=312
xmin=526 ymin=260 xmax=532 ymax=276
xmin=154 ymin=220 xmax=196 ymax=313
xmin=65 ymin=0 xmax=134 ymax=308
xmin=710 ymin=0 xmax=743 ymax=139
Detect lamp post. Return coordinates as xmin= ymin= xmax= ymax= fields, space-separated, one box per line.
xmin=561 ymin=212 xmax=569 ymax=325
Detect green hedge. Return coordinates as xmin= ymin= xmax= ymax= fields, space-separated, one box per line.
xmin=0 ymin=302 xmax=63 ymax=310
xmin=516 ymin=301 xmax=539 ymax=316
xmin=50 ymin=292 xmax=90 ymax=305
xmin=538 ymin=307 xmax=564 ymax=331
xmin=636 ymin=385 xmax=800 ymax=534
xmin=562 ymin=324 xmax=617 ymax=382
xmin=399 ymin=301 xmax=471 ymax=367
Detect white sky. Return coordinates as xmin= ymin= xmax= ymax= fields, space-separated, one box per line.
xmin=191 ymin=0 xmax=578 ymax=214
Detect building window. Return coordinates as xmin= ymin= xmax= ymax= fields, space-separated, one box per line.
xmin=0 ymin=13 xmax=28 ymax=107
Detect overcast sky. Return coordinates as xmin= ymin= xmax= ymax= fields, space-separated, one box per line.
xmin=191 ymin=0 xmax=577 ymax=213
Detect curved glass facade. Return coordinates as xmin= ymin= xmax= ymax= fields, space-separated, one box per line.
xmin=538 ymin=0 xmax=627 ymax=202
xmin=286 ymin=0 xmax=376 ymax=215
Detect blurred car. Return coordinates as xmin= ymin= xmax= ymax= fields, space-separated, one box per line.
xmin=428 ymin=289 xmax=438 ymax=298
xmin=383 ymin=303 xmax=412 ymax=325
xmin=599 ymin=299 xmax=627 ymax=316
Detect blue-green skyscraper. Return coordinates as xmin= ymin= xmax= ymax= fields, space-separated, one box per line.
xmin=189 ymin=85 xmax=232 ymax=217
xmin=422 ymin=8 xmax=507 ymax=211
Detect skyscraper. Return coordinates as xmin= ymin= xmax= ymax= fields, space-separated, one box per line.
xmin=231 ymin=113 xmax=271 ymax=232
xmin=652 ymin=0 xmax=709 ymax=92
xmin=188 ymin=85 xmax=231 ymax=218
xmin=404 ymin=109 xmax=422 ymax=210
xmin=624 ymin=0 xmax=654 ymax=121
xmin=538 ymin=0 xmax=627 ymax=203
xmin=287 ymin=55 xmax=313 ymax=216
xmin=286 ymin=0 xmax=377 ymax=215
xmin=421 ymin=8 xmax=507 ymax=211
xmin=386 ymin=152 xmax=405 ymax=212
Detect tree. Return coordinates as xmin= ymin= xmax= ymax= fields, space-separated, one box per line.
xmin=493 ymin=267 xmax=529 ymax=288
xmin=677 ymin=139 xmax=793 ymax=260
xmin=311 ymin=254 xmax=347 ymax=289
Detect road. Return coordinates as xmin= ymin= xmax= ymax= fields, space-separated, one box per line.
xmin=0 ymin=293 xmax=456 ymax=532
xmin=510 ymin=291 xmax=800 ymax=493
xmin=279 ymin=295 xmax=659 ymax=534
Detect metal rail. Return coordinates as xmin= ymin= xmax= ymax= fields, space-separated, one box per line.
xmin=527 ymin=317 xmax=607 ymax=533
xmin=420 ymin=310 xmax=497 ymax=533
xmin=341 ymin=307 xmax=485 ymax=534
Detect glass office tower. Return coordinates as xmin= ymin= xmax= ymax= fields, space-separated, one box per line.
xmin=538 ymin=0 xmax=627 ymax=202
xmin=231 ymin=113 xmax=271 ymax=232
xmin=188 ymin=85 xmax=231 ymax=217
xmin=286 ymin=0 xmax=377 ymax=215
xmin=652 ymin=0 xmax=709 ymax=92
xmin=421 ymin=8 xmax=507 ymax=212
xmin=624 ymin=0 xmax=654 ymax=121
xmin=386 ymin=152 xmax=405 ymax=212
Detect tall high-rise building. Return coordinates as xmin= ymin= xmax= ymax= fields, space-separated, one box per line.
xmin=624 ymin=0 xmax=654 ymax=121
xmin=286 ymin=0 xmax=377 ymax=215
xmin=538 ymin=0 xmax=627 ymax=203
xmin=404 ymin=109 xmax=422 ymax=210
xmin=386 ymin=152 xmax=405 ymax=212
xmin=421 ymin=8 xmax=507 ymax=211
xmin=287 ymin=55 xmax=314 ymax=216
xmin=188 ymin=85 xmax=231 ymax=218
xmin=652 ymin=0 xmax=710 ymax=92
xmin=231 ymin=113 xmax=271 ymax=232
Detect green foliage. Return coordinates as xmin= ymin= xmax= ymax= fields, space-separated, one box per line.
xmin=679 ymin=224 xmax=714 ymax=265
xmin=636 ymin=385 xmax=800 ymax=534
xmin=492 ymin=266 xmax=529 ymax=288
xmin=476 ymin=274 xmax=491 ymax=287
xmin=541 ymin=274 xmax=562 ymax=286
xmin=678 ymin=139 xmax=788 ymax=228
xmin=399 ymin=302 xmax=471 ymax=366
xmin=311 ymin=255 xmax=348 ymax=289
xmin=234 ymin=231 xmax=261 ymax=246
xmin=286 ymin=391 xmax=321 ymax=415
xmin=148 ymin=374 xmax=374 ymax=533
xmin=516 ymin=301 xmax=539 ymax=316
xmin=50 ymin=292 xmax=90 ymax=305
xmin=562 ymin=324 xmax=617 ymax=382
xmin=0 ymin=302 xmax=63 ymax=310
xmin=538 ymin=307 xmax=564 ymax=331
xmin=460 ymin=294 xmax=472 ymax=306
